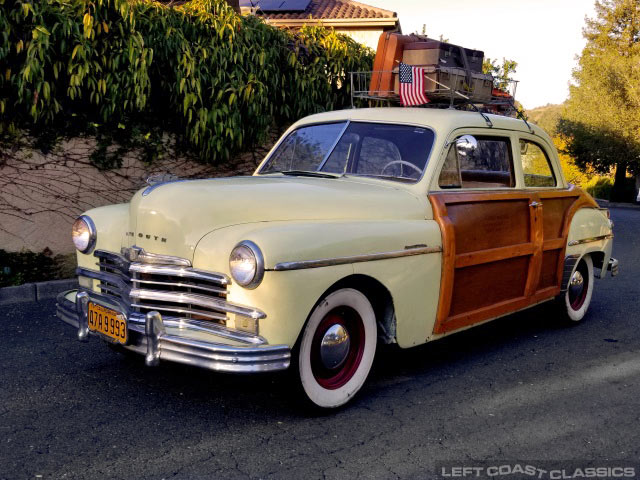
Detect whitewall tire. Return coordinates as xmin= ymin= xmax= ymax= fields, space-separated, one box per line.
xmin=298 ymin=288 xmax=377 ymax=408
xmin=560 ymin=255 xmax=594 ymax=323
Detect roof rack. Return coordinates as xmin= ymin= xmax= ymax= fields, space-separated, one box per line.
xmin=349 ymin=68 xmax=524 ymax=125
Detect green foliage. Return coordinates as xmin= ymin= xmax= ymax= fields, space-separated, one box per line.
xmin=0 ymin=0 xmax=374 ymax=164
xmin=585 ymin=176 xmax=614 ymax=200
xmin=0 ymin=248 xmax=76 ymax=287
xmin=482 ymin=57 xmax=517 ymax=90
xmin=558 ymin=0 xmax=640 ymax=201
xmin=585 ymin=175 xmax=636 ymax=201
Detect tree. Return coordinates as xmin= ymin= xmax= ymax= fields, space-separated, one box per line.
xmin=482 ymin=57 xmax=517 ymax=91
xmin=558 ymin=0 xmax=640 ymax=201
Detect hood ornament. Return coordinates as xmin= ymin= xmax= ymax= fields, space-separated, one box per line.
xmin=142 ymin=174 xmax=195 ymax=197
xmin=146 ymin=173 xmax=179 ymax=186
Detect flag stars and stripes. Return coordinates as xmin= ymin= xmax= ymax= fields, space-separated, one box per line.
xmin=399 ymin=62 xmax=429 ymax=107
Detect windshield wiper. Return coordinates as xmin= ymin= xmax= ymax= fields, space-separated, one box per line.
xmin=280 ymin=170 xmax=340 ymax=179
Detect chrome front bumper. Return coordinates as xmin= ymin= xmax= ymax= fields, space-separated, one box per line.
xmin=56 ymin=290 xmax=291 ymax=373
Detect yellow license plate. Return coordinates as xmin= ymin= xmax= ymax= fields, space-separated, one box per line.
xmin=87 ymin=302 xmax=128 ymax=344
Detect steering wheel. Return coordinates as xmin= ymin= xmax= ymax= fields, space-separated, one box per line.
xmin=380 ymin=160 xmax=422 ymax=178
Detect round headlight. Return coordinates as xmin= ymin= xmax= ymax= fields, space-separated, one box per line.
xmin=72 ymin=215 xmax=97 ymax=254
xmin=229 ymin=240 xmax=264 ymax=289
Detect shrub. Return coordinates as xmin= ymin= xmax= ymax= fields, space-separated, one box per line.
xmin=0 ymin=0 xmax=374 ymax=164
xmin=0 ymin=249 xmax=76 ymax=287
xmin=585 ymin=176 xmax=613 ymax=200
xmin=585 ymin=176 xmax=636 ymax=201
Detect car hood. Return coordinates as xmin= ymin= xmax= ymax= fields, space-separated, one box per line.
xmin=126 ymin=176 xmax=428 ymax=260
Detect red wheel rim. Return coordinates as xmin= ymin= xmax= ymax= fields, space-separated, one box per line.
xmin=569 ymin=261 xmax=589 ymax=310
xmin=310 ymin=307 xmax=365 ymax=390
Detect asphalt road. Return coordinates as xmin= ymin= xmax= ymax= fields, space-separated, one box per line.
xmin=2 ymin=207 xmax=639 ymax=480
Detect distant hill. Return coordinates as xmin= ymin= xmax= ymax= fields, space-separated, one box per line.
xmin=526 ymin=103 xmax=564 ymax=135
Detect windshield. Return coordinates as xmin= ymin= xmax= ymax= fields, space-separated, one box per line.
xmin=260 ymin=121 xmax=435 ymax=182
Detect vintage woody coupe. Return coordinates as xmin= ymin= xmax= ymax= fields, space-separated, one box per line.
xmin=57 ymin=108 xmax=618 ymax=408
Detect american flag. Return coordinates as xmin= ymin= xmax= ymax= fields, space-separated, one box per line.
xmin=399 ymin=62 xmax=429 ymax=107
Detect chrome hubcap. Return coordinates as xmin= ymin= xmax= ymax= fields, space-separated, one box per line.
xmin=319 ymin=324 xmax=351 ymax=370
xmin=570 ymin=270 xmax=584 ymax=287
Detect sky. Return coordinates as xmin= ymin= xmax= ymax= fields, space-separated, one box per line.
xmin=362 ymin=0 xmax=597 ymax=110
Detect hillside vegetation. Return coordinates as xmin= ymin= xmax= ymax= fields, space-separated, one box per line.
xmin=527 ymin=104 xmax=563 ymax=136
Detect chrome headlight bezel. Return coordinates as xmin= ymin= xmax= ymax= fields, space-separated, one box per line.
xmin=229 ymin=240 xmax=264 ymax=289
xmin=72 ymin=215 xmax=97 ymax=254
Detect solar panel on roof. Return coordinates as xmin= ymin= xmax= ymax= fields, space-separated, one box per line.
xmin=253 ymin=0 xmax=284 ymax=9
xmin=281 ymin=0 xmax=311 ymax=11
xmin=243 ymin=0 xmax=311 ymax=11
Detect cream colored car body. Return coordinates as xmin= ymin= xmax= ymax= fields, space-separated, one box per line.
xmin=75 ymin=108 xmax=614 ymax=352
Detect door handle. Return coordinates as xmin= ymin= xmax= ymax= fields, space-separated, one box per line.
xmin=529 ymin=201 xmax=543 ymax=208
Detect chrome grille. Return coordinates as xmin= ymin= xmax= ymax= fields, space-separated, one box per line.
xmin=78 ymin=248 xmax=265 ymax=337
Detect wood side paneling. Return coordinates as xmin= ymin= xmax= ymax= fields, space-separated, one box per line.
xmin=541 ymin=197 xmax=575 ymax=240
xmin=449 ymin=256 xmax=529 ymax=317
xmin=430 ymin=185 xmax=598 ymax=336
xmin=447 ymin=200 xmax=530 ymax=254
xmin=429 ymin=196 xmax=456 ymax=324
xmin=539 ymin=250 xmax=561 ymax=290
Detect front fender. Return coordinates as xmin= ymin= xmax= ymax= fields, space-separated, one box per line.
xmin=193 ymin=220 xmax=443 ymax=347
xmin=76 ymin=204 xmax=130 ymax=271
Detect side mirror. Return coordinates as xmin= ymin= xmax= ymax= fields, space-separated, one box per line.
xmin=455 ymin=135 xmax=478 ymax=158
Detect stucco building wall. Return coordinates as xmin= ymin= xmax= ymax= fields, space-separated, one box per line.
xmin=333 ymin=27 xmax=383 ymax=50
xmin=0 ymin=133 xmax=278 ymax=254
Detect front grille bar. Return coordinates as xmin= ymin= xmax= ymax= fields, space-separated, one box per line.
xmin=131 ymin=278 xmax=227 ymax=296
xmin=129 ymin=288 xmax=266 ymax=320
xmin=129 ymin=263 xmax=230 ymax=287
xmin=77 ymin=248 xmax=265 ymax=340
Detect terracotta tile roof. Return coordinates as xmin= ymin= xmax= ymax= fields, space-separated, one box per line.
xmin=257 ymin=0 xmax=397 ymax=21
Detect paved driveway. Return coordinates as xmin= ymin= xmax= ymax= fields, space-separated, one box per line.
xmin=1 ymin=207 xmax=638 ymax=479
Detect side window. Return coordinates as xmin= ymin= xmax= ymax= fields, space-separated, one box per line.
xmin=520 ymin=140 xmax=556 ymax=187
xmin=438 ymin=136 xmax=514 ymax=189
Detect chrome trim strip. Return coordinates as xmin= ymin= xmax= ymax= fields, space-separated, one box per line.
xmin=567 ymin=234 xmax=613 ymax=247
xmin=129 ymin=263 xmax=230 ymax=286
xmin=130 ymin=303 xmax=228 ymax=322
xmin=121 ymin=246 xmax=191 ymax=267
xmin=129 ymin=288 xmax=267 ymax=320
xmin=131 ymin=278 xmax=227 ymax=296
xmin=271 ymin=245 xmax=443 ymax=271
